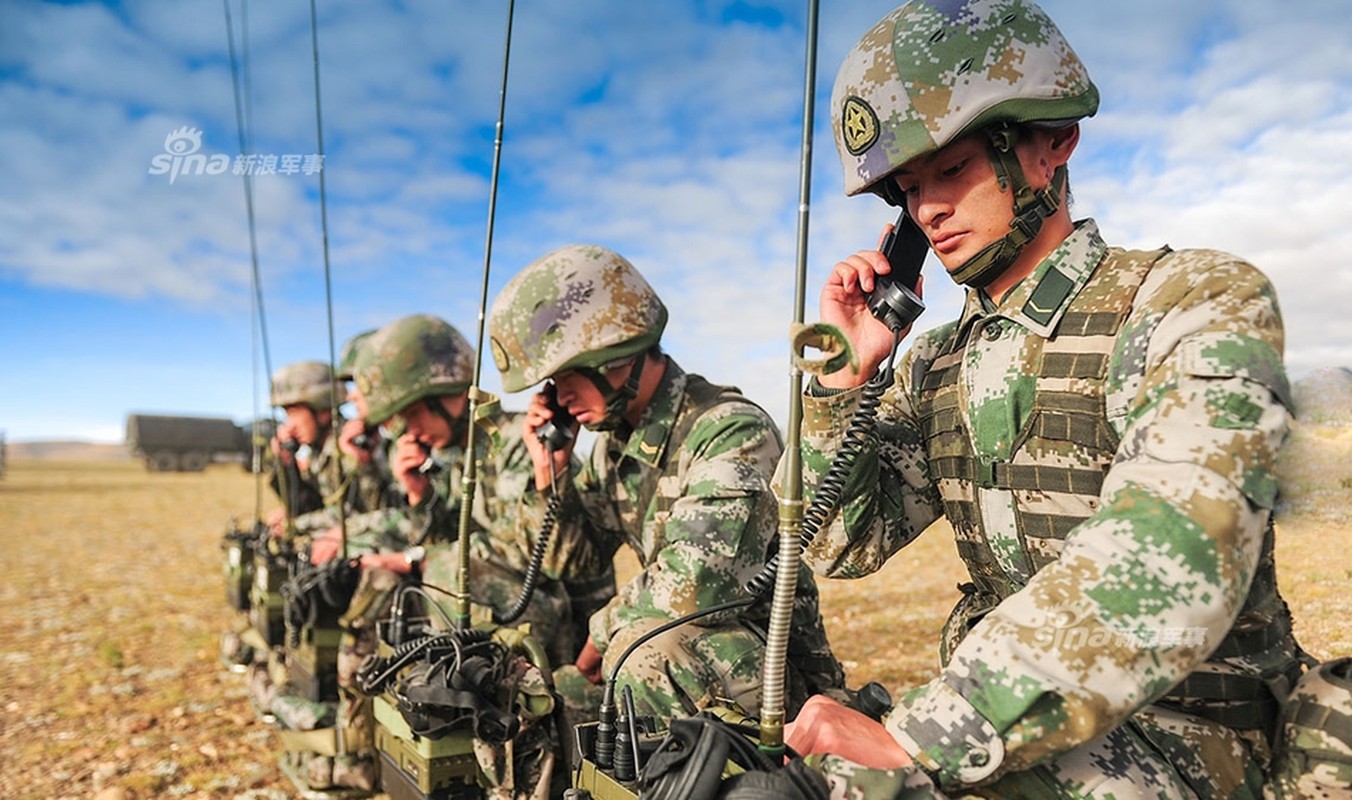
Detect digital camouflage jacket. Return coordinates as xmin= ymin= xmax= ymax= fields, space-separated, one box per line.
xmin=569 ymin=360 xmax=844 ymax=699
xmin=270 ymin=424 xmax=340 ymax=528
xmin=798 ymin=220 xmax=1303 ymax=794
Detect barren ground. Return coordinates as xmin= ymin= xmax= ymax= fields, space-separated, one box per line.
xmin=2 ymin=433 xmax=1348 ymax=798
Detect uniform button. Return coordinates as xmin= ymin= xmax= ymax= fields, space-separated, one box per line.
xmin=968 ymin=748 xmax=990 ymax=767
xmin=982 ymin=325 xmax=1001 ymax=341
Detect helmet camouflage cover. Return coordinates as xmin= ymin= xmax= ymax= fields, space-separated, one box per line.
xmin=489 ymin=244 xmax=668 ymax=393
xmin=355 ymin=314 xmax=475 ymax=425
xmin=336 ymin=328 xmax=376 ymax=381
xmin=832 ymin=0 xmax=1099 ymax=200
xmin=271 ymin=359 xmax=346 ymax=410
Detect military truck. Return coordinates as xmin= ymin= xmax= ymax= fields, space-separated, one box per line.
xmin=125 ymin=413 xmax=254 ymax=472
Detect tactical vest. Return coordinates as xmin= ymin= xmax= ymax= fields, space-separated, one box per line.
xmin=916 ymin=247 xmax=1304 ymax=742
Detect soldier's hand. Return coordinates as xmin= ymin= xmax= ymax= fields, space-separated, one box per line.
xmin=392 ymin=433 xmax=433 ymax=506
xmin=272 ymin=422 xmax=300 ymax=463
xmin=356 ymin=551 xmax=415 ymax=575
xmin=576 ymin=636 xmax=603 ymax=685
xmin=309 ymin=529 xmax=341 ymax=564
xmin=819 ymin=223 xmax=919 ymax=389
xmin=338 ymin=418 xmax=374 ymax=463
xmin=523 ymin=390 xmax=574 ymax=492
xmin=785 ymin=695 xmax=912 ymax=768
xmin=265 ymin=506 xmax=287 ymax=537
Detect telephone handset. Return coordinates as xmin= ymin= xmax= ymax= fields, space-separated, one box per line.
xmin=865 ymin=211 xmax=927 ymax=332
xmin=536 ymin=382 xmax=575 ymax=451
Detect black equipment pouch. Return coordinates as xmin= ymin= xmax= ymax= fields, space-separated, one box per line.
xmin=637 ymin=714 xmax=791 ymax=800
xmin=720 ymin=759 xmax=830 ymax=800
xmin=394 ymin=647 xmax=520 ymax=744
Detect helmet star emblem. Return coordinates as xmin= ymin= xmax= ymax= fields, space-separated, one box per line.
xmin=842 ymin=96 xmax=879 ymax=155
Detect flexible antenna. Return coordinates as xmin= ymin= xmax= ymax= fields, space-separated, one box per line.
xmin=223 ymin=0 xmax=276 ymax=521
xmin=307 ymin=0 xmax=348 ymax=559
xmin=452 ymin=0 xmax=517 ymax=630
xmin=759 ymin=0 xmax=821 ymax=754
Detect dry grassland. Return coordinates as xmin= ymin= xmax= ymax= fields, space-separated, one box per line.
xmin=1 ymin=434 xmax=1348 ymax=798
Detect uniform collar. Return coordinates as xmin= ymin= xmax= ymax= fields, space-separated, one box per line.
xmin=613 ymin=358 xmax=686 ymax=469
xmin=954 ymin=219 xmax=1107 ymax=340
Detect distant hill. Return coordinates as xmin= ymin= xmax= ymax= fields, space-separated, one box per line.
xmin=1293 ymin=367 xmax=1352 ymax=425
xmin=6 ymin=440 xmax=130 ymax=461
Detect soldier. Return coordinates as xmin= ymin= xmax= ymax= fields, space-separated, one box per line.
xmin=781 ymin=1 xmax=1308 ymax=797
xmin=266 ymin=359 xmax=346 ymax=538
xmin=312 ymin=312 xmax=609 ymax=664
xmin=301 ymin=313 xmax=610 ymax=795
xmin=269 ymin=338 xmax=401 ymax=542
xmin=332 ymin=329 xmax=401 ymax=518
xmin=488 ymin=243 xmax=846 ymax=725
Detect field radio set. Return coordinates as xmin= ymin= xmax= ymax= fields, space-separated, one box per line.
xmin=355 ymin=583 xmax=560 ymax=800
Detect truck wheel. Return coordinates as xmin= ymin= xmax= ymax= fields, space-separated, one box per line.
xmin=149 ymin=451 xmax=180 ymax=472
xmin=180 ymin=450 xmax=209 ymax=472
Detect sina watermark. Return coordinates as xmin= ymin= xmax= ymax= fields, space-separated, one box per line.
xmin=148 ymin=127 xmax=324 ymax=185
xmin=1030 ymin=608 xmax=1208 ymax=651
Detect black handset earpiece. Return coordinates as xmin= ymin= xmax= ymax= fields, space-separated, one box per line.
xmin=536 ymin=382 xmax=575 ymax=451
xmin=866 ymin=211 xmax=927 ymax=333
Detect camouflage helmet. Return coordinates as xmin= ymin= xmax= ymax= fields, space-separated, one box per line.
xmin=335 ymin=329 xmax=376 ymax=381
xmin=832 ymin=0 xmax=1099 ymax=202
xmin=354 ymin=314 xmax=475 ymax=425
xmin=489 ymin=244 xmax=667 ymax=393
xmin=271 ymin=359 xmax=346 ymax=410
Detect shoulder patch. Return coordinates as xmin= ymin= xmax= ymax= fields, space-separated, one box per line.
xmin=1023 ymin=267 xmax=1074 ymax=326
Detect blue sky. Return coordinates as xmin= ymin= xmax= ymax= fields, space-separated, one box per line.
xmin=3 ymin=0 xmax=1351 ymax=443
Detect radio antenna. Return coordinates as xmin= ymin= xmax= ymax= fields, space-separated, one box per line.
xmin=452 ymin=0 xmax=518 ymax=629
xmin=223 ymin=0 xmax=276 ymax=520
xmin=306 ymin=0 xmax=349 ymax=559
xmin=759 ymin=0 xmax=821 ymax=754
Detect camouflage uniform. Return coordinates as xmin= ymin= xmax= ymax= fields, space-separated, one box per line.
xmin=281 ymin=431 xmax=364 ymax=538
xmin=800 ymin=224 xmax=1304 ymax=797
xmin=572 ymin=359 xmax=847 ymax=721
xmin=792 ymin=2 xmax=1309 ymax=796
xmin=237 ymin=362 xmax=342 ymax=694
xmin=263 ymin=351 xmax=394 ymax=537
xmin=489 ymin=244 xmax=846 ymax=725
xmin=1270 ymin=658 xmax=1352 ymax=799
xmin=285 ymin=436 xmax=400 ymax=539
xmin=331 ymin=328 xmax=403 ymax=523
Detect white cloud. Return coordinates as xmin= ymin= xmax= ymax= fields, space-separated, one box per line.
xmin=3 ymin=0 xmax=1352 ymax=440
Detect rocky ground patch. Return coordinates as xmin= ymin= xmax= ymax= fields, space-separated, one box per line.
xmin=1 ymin=448 xmax=1347 ymax=798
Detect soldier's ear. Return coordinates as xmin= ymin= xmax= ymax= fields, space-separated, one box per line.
xmin=1047 ymin=123 xmax=1080 ymax=168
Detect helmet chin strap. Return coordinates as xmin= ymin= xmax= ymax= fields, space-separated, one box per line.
xmin=948 ymin=125 xmax=1066 ymax=290
xmin=578 ymin=355 xmax=647 ymax=433
xmin=427 ymin=397 xmax=468 ymax=447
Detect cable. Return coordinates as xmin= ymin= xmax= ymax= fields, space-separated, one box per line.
xmin=493 ymin=440 xmax=565 ymax=624
xmin=590 ymin=597 xmax=757 ymax=769
xmin=745 ymin=338 xmax=901 ymax=600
